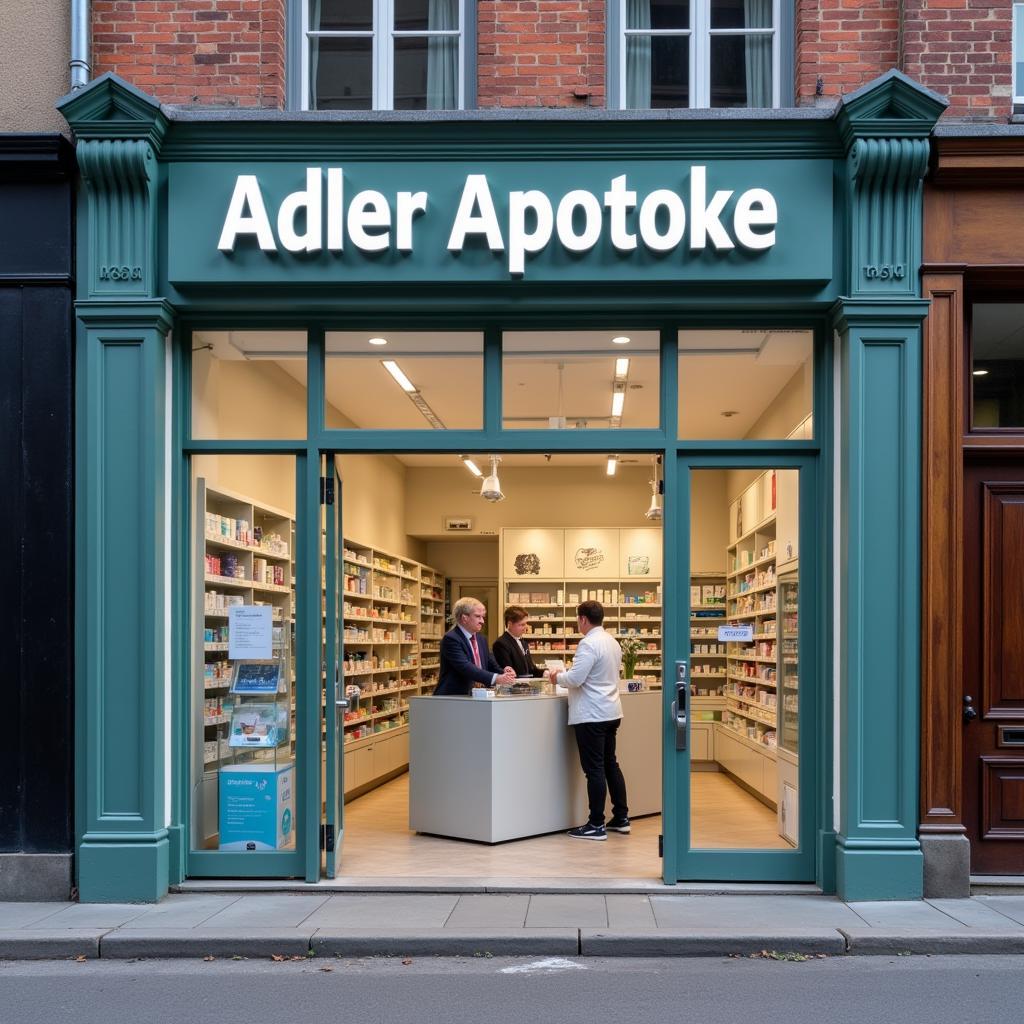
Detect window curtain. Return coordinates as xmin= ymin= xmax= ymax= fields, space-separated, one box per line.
xmin=625 ymin=0 xmax=652 ymax=109
xmin=743 ymin=0 xmax=772 ymax=107
xmin=426 ymin=0 xmax=459 ymax=110
xmin=309 ymin=0 xmax=322 ymax=108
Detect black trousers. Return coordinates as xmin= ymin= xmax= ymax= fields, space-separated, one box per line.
xmin=573 ymin=719 xmax=629 ymax=827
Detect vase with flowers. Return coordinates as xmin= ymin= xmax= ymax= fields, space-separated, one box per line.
xmin=619 ymin=635 xmax=642 ymax=680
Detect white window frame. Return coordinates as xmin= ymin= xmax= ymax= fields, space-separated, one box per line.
xmin=1014 ymin=3 xmax=1024 ymax=110
xmin=302 ymin=0 xmax=466 ymax=111
xmin=618 ymin=0 xmax=781 ymax=109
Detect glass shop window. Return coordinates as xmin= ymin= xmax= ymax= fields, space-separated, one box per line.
xmin=972 ymin=302 xmax=1024 ymax=430
xmin=325 ymin=331 xmax=483 ymax=430
xmin=502 ymin=331 xmax=660 ymax=430
xmin=191 ymin=455 xmax=300 ymax=855
xmin=678 ymin=329 xmax=813 ymax=441
xmin=191 ymin=330 xmax=307 ymax=441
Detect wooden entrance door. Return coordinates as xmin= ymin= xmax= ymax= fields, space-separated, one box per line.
xmin=963 ymin=458 xmax=1024 ymax=874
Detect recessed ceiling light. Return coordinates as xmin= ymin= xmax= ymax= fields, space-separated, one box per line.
xmin=612 ymin=336 xmax=631 ymax=345
xmin=368 ymin=337 xmax=388 ymax=346
xmin=461 ymin=456 xmax=483 ymax=477
xmin=973 ymin=368 xmax=989 ymax=376
xmin=615 ymin=357 xmax=630 ymax=379
xmin=382 ymin=360 xmax=417 ymax=393
xmin=606 ymin=456 xmax=617 ymax=477
xmin=611 ymin=391 xmax=625 ymax=418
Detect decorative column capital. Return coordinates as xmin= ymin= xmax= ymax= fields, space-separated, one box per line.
xmin=833 ymin=71 xmax=947 ymax=300
xmin=58 ymin=75 xmax=168 ymax=301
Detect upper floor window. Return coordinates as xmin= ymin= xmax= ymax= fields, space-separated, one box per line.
xmin=619 ymin=0 xmax=779 ymax=109
xmin=305 ymin=0 xmax=465 ymax=110
xmin=1014 ymin=4 xmax=1024 ymax=112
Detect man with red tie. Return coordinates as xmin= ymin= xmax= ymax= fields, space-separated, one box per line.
xmin=434 ymin=597 xmax=515 ymax=696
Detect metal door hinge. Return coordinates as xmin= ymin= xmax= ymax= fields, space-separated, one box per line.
xmin=320 ymin=476 xmax=335 ymax=505
xmin=320 ymin=823 xmax=335 ymax=852
xmin=658 ymin=834 xmax=663 ymax=858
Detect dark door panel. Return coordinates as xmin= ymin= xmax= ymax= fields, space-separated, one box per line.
xmin=964 ymin=461 xmax=1024 ymax=873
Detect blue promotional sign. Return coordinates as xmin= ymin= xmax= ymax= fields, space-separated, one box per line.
xmin=218 ymin=763 xmax=295 ymax=851
xmin=718 ymin=625 xmax=755 ymax=642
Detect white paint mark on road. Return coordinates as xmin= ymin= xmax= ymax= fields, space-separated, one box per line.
xmin=499 ymin=958 xmax=588 ymax=975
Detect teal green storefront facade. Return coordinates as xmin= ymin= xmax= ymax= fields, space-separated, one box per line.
xmin=60 ymin=71 xmax=946 ymax=903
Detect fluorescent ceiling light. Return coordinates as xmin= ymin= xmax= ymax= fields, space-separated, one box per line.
xmin=615 ymin=357 xmax=630 ymax=379
xmin=368 ymin=337 xmax=388 ymax=346
xmin=973 ymin=368 xmax=989 ymax=376
xmin=462 ymin=457 xmax=483 ymax=477
xmin=612 ymin=336 xmax=631 ymax=345
xmin=611 ymin=390 xmax=625 ymax=418
xmin=606 ymin=456 xmax=617 ymax=476
xmin=382 ymin=360 xmax=417 ymax=393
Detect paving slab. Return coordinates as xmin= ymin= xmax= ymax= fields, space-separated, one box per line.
xmin=846 ymin=900 xmax=966 ymax=929
xmin=119 ymin=895 xmax=242 ymax=929
xmin=311 ymin=928 xmax=579 ymax=958
xmin=444 ymin=894 xmax=530 ymax=929
xmin=0 ymin=929 xmax=106 ymax=960
xmin=650 ymin=895 xmax=863 ymax=930
xmin=581 ymin=928 xmax=847 ymax=957
xmin=300 ymin=894 xmax=459 ymax=929
xmin=28 ymin=903 xmax=151 ymax=929
xmin=525 ymin=894 xmax=608 ymax=928
xmin=0 ymin=903 xmax=72 ymax=929
xmin=973 ymin=896 xmax=1024 ymax=926
xmin=606 ymin=895 xmax=658 ymax=930
xmin=100 ymin=928 xmax=315 ymax=959
xmin=839 ymin=928 xmax=1024 ymax=956
xmin=925 ymin=898 xmax=1024 ymax=930
xmin=198 ymin=893 xmax=331 ymax=929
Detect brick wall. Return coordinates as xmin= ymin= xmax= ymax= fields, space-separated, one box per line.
xmin=478 ymin=0 xmax=606 ymax=108
xmin=901 ymin=0 xmax=1014 ymax=119
xmin=796 ymin=0 xmax=900 ymax=106
xmin=796 ymin=0 xmax=1014 ymax=119
xmin=92 ymin=0 xmax=285 ymax=109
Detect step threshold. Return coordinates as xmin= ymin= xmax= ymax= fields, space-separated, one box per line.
xmin=175 ymin=877 xmax=823 ymax=896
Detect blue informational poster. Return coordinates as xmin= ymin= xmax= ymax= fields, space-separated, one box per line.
xmin=218 ymin=762 xmax=295 ymax=851
xmin=231 ymin=660 xmax=282 ymax=695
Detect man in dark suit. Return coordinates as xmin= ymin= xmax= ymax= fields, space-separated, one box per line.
xmin=434 ymin=597 xmax=515 ymax=696
xmin=493 ymin=605 xmax=542 ymax=678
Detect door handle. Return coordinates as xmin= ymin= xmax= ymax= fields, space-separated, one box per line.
xmin=672 ymin=661 xmax=688 ymax=751
xmin=336 ymin=699 xmax=349 ymax=709
xmin=963 ymin=695 xmax=978 ymax=723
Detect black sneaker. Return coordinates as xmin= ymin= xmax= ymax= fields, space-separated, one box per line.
xmin=606 ymin=817 xmax=631 ymax=834
xmin=567 ymin=822 xmax=607 ymax=841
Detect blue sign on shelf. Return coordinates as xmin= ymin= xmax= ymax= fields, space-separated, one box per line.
xmin=718 ymin=625 xmax=755 ymax=642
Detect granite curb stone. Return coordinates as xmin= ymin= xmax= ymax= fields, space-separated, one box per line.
xmin=838 ymin=928 xmax=1024 ymax=955
xmin=310 ymin=929 xmax=580 ymax=958
xmin=580 ymin=928 xmax=848 ymax=957
xmin=100 ymin=929 xmax=317 ymax=959
xmin=0 ymin=930 xmax=108 ymax=960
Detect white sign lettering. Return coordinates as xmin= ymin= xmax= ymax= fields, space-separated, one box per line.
xmin=217 ymin=167 xmax=779 ymax=277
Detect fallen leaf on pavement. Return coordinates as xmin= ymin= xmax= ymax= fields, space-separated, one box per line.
xmin=402 ymin=959 xmax=413 ymax=966
xmin=203 ymin=956 xmax=215 ymax=962
xmin=319 ymin=967 xmax=333 ymax=973
xmin=271 ymin=954 xmax=287 ymax=962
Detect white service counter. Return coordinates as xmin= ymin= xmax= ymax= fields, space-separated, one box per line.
xmin=408 ymin=690 xmax=661 ymax=843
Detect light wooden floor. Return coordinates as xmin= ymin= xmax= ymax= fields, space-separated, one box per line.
xmin=340 ymin=771 xmax=788 ymax=878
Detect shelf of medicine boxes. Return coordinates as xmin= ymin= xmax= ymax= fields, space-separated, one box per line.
xmin=340 ymin=543 xmax=448 ymax=749
xmin=418 ymin=566 xmax=445 ymax=693
xmin=690 ymin=573 xmax=727 ymax=697
xmin=724 ymin=513 xmax=778 ymax=745
xmin=199 ymin=482 xmax=294 ymax=769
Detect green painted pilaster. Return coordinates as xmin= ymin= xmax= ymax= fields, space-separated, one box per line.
xmin=76 ymin=301 xmax=175 ymax=903
xmin=830 ymin=71 xmax=945 ymax=901
xmin=61 ymin=76 xmax=175 ymax=902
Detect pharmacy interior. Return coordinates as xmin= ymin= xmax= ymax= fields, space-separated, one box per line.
xmin=62 ymin=72 xmax=943 ymax=902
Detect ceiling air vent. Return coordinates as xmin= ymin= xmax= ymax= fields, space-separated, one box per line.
xmin=444 ymin=517 xmax=474 ymax=532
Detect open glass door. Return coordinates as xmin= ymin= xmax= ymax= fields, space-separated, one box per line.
xmin=668 ymin=456 xmax=817 ymax=882
xmin=323 ymin=459 xmax=345 ymax=877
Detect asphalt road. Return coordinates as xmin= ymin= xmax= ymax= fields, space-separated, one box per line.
xmin=1 ymin=954 xmax=1022 ymax=1024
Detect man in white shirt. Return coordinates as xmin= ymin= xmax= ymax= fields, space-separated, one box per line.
xmin=548 ymin=601 xmax=629 ymax=841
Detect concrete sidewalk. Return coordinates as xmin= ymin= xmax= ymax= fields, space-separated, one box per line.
xmin=4 ymin=893 xmax=1024 ymax=960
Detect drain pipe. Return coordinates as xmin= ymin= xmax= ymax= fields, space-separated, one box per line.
xmin=70 ymin=0 xmax=91 ymax=89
